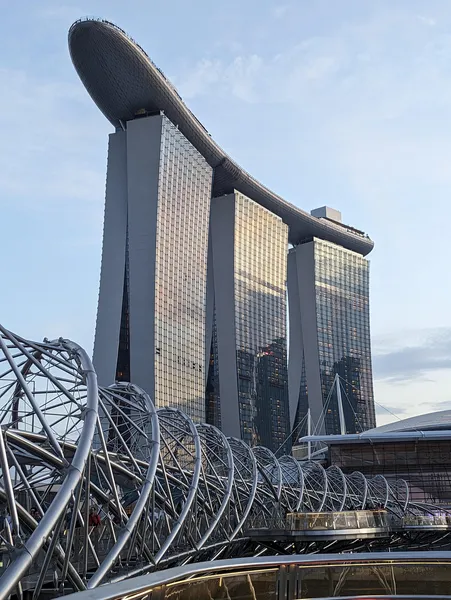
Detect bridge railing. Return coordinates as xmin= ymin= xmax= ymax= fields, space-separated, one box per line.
xmin=0 ymin=324 xmax=443 ymax=599
xmin=54 ymin=552 xmax=451 ymax=600
xmin=286 ymin=509 xmax=390 ymax=531
xmin=246 ymin=510 xmax=390 ymax=532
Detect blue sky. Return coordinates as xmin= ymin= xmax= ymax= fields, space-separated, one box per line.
xmin=1 ymin=0 xmax=451 ymax=426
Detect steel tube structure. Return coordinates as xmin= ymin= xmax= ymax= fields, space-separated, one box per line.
xmin=0 ymin=327 xmax=99 ymax=600
xmin=0 ymin=325 xmax=434 ymax=598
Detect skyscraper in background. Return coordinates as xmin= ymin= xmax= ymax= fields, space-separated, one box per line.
xmin=288 ymin=207 xmax=376 ymax=437
xmin=69 ymin=18 xmax=375 ymax=442
xmin=206 ymin=192 xmax=290 ymax=452
xmin=93 ymin=114 xmax=212 ymax=422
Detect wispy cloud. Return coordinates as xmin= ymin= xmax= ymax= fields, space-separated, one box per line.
xmin=174 ymin=5 xmax=451 ymax=211
xmin=375 ymin=404 xmax=409 ymax=415
xmin=419 ymin=399 xmax=451 ymax=411
xmin=0 ymin=59 xmax=107 ymax=352
xmin=417 ymin=15 xmax=436 ymax=26
xmin=272 ymin=5 xmax=290 ymax=19
xmin=174 ymin=59 xmax=220 ymax=100
xmin=373 ymin=328 xmax=451 ymax=383
xmin=176 ymin=9 xmax=451 ymax=109
xmin=34 ymin=4 xmax=85 ymax=22
xmin=0 ymin=67 xmax=107 ymax=211
xmin=176 ymin=37 xmax=344 ymax=103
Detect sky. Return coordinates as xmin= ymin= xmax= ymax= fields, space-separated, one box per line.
xmin=1 ymin=0 xmax=451 ymax=427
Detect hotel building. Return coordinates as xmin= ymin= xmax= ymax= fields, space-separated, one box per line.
xmin=69 ymin=18 xmax=375 ymax=446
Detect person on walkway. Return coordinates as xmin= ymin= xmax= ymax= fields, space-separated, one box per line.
xmin=30 ymin=507 xmax=41 ymax=522
xmin=88 ymin=506 xmax=101 ymax=527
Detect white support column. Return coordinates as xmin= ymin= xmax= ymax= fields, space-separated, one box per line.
xmin=335 ymin=373 xmax=346 ymax=436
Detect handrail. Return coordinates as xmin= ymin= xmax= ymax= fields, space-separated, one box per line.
xmin=57 ymin=552 xmax=451 ymax=600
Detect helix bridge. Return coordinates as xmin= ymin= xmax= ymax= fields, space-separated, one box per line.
xmin=0 ymin=324 xmax=440 ymax=599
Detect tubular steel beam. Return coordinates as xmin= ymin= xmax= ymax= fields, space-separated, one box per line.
xmin=0 ymin=325 xmax=425 ymax=596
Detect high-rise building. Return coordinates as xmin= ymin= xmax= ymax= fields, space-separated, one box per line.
xmin=69 ymin=18 xmax=375 ymax=439
xmin=206 ymin=192 xmax=290 ymax=452
xmin=288 ymin=218 xmax=376 ymax=436
xmin=91 ymin=114 xmax=212 ymax=421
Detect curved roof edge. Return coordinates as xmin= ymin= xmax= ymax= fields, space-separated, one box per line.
xmin=300 ymin=430 xmax=451 ymax=445
xmin=299 ymin=409 xmax=451 ymax=446
xmin=68 ymin=18 xmax=374 ymax=255
xmin=363 ymin=409 xmax=451 ymax=435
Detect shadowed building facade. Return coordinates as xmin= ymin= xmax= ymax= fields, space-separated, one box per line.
xmin=206 ymin=192 xmax=290 ymax=451
xmin=93 ymin=114 xmax=212 ymax=421
xmin=288 ymin=230 xmax=376 ymax=437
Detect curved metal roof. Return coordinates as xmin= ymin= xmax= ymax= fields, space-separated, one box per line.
xmin=299 ymin=411 xmax=451 ymax=446
xmin=68 ymin=18 xmax=374 ymax=255
xmin=363 ymin=409 xmax=451 ymax=435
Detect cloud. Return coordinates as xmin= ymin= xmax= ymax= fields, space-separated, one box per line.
xmin=174 ymin=8 xmax=451 ymax=186
xmin=373 ymin=327 xmax=451 ymax=383
xmin=0 ymin=67 xmax=107 ymax=211
xmin=173 ymin=3 xmax=451 ymax=241
xmin=417 ymin=15 xmax=436 ymax=26
xmin=176 ymin=37 xmax=344 ymax=104
xmin=0 ymin=60 xmax=107 ymax=354
xmin=172 ymin=59 xmax=221 ymax=99
xmin=272 ymin=5 xmax=290 ymax=19
xmin=375 ymin=404 xmax=409 ymax=415
xmin=175 ymin=8 xmax=451 ymax=109
xmin=34 ymin=4 xmax=84 ymax=21
xmin=419 ymin=399 xmax=451 ymax=411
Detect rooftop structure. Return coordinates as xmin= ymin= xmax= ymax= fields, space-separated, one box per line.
xmin=364 ymin=409 xmax=451 ymax=434
xmin=300 ymin=409 xmax=451 ymax=444
xmin=299 ymin=409 xmax=451 ymax=508
xmin=310 ymin=205 xmax=342 ymax=223
xmin=68 ymin=18 xmax=373 ymax=255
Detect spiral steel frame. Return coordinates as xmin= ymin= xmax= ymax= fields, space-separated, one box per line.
xmin=0 ymin=327 xmax=413 ymax=598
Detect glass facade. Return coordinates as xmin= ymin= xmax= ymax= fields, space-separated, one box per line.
xmin=153 ymin=118 xmax=212 ymax=421
xmin=330 ymin=439 xmax=451 ymax=506
xmin=296 ymin=238 xmax=375 ymax=435
xmin=115 ymin=115 xmax=212 ymax=423
xmin=207 ymin=192 xmax=290 ymax=452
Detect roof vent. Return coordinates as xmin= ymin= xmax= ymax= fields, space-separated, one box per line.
xmin=311 ymin=206 xmax=342 ymax=223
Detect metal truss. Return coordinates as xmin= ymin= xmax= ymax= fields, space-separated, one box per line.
xmin=0 ymin=327 xmax=417 ymax=598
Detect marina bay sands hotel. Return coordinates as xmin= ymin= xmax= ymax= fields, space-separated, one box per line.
xmin=69 ymin=19 xmax=376 ymax=451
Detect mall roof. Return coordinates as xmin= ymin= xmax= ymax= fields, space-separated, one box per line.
xmin=300 ymin=409 xmax=451 ymax=445
xmin=364 ymin=409 xmax=451 ymax=434
xmin=68 ymin=18 xmax=374 ymax=255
